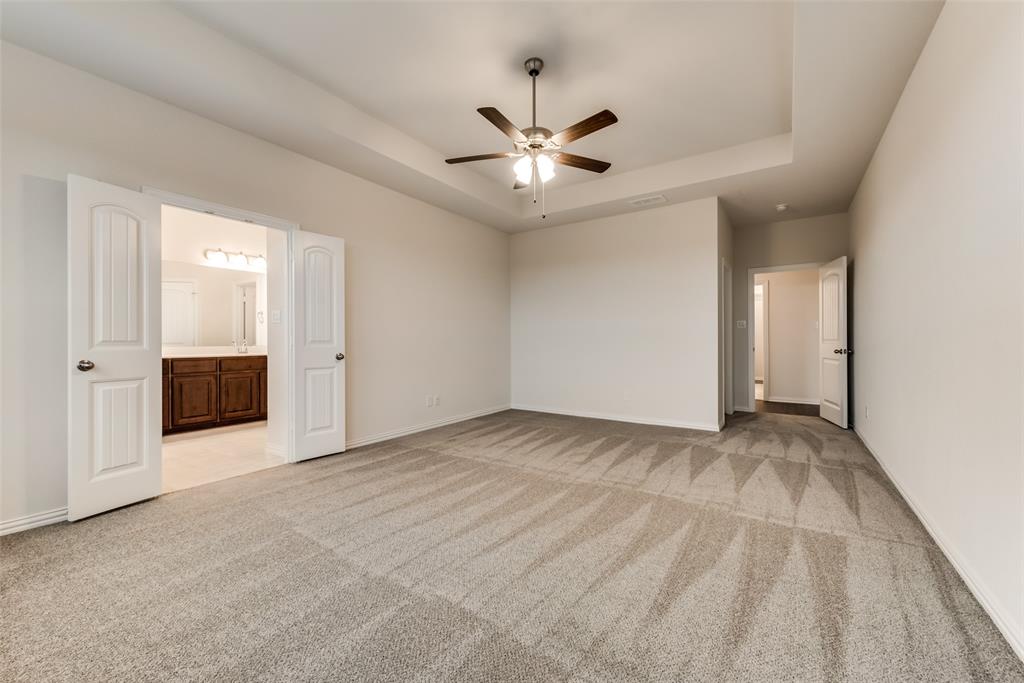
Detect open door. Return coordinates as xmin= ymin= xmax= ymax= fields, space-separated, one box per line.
xmin=292 ymin=231 xmax=346 ymax=461
xmin=68 ymin=176 xmax=162 ymax=520
xmin=818 ymin=256 xmax=848 ymax=427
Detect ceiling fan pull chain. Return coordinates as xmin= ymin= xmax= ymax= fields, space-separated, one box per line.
xmin=541 ymin=171 xmax=546 ymax=219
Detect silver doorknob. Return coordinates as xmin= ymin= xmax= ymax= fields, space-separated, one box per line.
xmin=834 ymin=349 xmax=842 ymax=354
xmin=335 ymin=352 xmax=345 ymax=361
xmin=77 ymin=360 xmax=95 ymax=371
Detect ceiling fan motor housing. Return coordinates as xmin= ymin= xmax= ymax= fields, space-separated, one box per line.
xmin=524 ymin=57 xmax=544 ymax=77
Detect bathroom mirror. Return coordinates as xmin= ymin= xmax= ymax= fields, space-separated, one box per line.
xmin=161 ymin=260 xmax=267 ymax=347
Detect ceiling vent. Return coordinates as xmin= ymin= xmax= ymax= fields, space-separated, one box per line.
xmin=627 ymin=194 xmax=667 ymax=208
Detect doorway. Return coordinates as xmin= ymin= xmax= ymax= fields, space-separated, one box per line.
xmin=749 ymin=264 xmax=821 ymax=417
xmin=159 ymin=205 xmax=282 ymax=493
xmin=67 ymin=176 xmax=348 ymax=521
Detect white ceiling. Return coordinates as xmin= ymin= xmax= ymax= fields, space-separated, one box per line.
xmin=176 ymin=1 xmax=794 ymax=190
xmin=1 ymin=1 xmax=942 ymax=232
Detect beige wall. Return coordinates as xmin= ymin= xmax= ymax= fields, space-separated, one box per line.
xmin=849 ymin=1 xmax=1023 ymax=656
xmin=754 ymin=269 xmax=819 ymax=404
xmin=731 ymin=213 xmax=849 ymax=409
xmin=511 ymin=197 xmax=722 ymax=431
xmin=1 ymin=43 xmax=511 ymax=525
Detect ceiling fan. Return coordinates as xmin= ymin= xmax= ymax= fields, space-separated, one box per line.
xmin=445 ymin=57 xmax=618 ymax=217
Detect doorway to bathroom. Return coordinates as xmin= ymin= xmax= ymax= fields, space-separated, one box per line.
xmin=67 ymin=176 xmax=348 ymax=521
xmin=159 ymin=204 xmax=282 ymax=493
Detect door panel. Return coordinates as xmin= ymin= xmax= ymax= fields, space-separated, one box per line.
xmin=69 ymin=176 xmax=162 ymax=520
xmin=161 ymin=281 xmax=196 ymax=346
xmin=292 ymin=232 xmax=345 ymax=461
xmin=818 ymin=256 xmax=848 ymax=428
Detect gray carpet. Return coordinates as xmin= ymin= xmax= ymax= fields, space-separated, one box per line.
xmin=2 ymin=410 xmax=1021 ymax=681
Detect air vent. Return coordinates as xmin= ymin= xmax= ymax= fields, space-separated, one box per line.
xmin=627 ymin=195 xmax=667 ymax=207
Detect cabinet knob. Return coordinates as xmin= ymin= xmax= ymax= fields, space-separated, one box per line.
xmin=335 ymin=352 xmax=345 ymax=361
xmin=77 ymin=359 xmax=95 ymax=372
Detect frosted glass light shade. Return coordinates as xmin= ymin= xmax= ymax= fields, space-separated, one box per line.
xmin=204 ymin=249 xmax=228 ymax=266
xmin=535 ymin=154 xmax=555 ymax=182
xmin=513 ymin=156 xmax=533 ymax=184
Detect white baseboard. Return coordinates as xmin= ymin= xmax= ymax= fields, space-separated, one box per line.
xmin=344 ymin=404 xmax=512 ymax=450
xmin=765 ymin=395 xmax=820 ymax=405
xmin=854 ymin=427 xmax=1024 ymax=662
xmin=510 ymin=404 xmax=719 ymax=433
xmin=0 ymin=507 xmax=68 ymax=536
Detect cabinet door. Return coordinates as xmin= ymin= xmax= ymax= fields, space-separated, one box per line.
xmin=171 ymin=375 xmax=218 ymax=427
xmin=220 ymin=371 xmax=260 ymax=421
xmin=259 ymin=370 xmax=268 ymax=418
xmin=162 ymin=374 xmax=171 ymax=431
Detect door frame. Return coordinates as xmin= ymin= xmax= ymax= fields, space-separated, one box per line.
xmin=143 ymin=186 xmax=302 ymax=462
xmin=754 ymin=280 xmax=769 ymax=392
xmin=745 ymin=262 xmax=821 ymax=412
xmin=232 ymin=281 xmax=258 ymax=346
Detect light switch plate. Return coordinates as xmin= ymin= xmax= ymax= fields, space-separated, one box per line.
xmin=271 ymin=310 xmax=282 ymax=324
xmin=736 ymin=320 xmax=747 ymax=329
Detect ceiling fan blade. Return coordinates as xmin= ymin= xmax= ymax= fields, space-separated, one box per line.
xmin=550 ymin=109 xmax=618 ymax=146
xmin=478 ymin=107 xmax=528 ymax=144
xmin=513 ymin=179 xmax=529 ymax=190
xmin=445 ymin=152 xmax=517 ymax=164
xmin=553 ymin=152 xmax=611 ymax=173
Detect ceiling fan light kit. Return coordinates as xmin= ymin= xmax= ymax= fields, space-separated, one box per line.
xmin=445 ymin=57 xmax=618 ymax=219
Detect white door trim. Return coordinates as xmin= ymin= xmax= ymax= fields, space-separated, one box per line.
xmin=145 ymin=186 xmax=301 ymax=462
xmin=746 ymin=262 xmax=821 ymax=412
xmin=142 ymin=187 xmax=300 ymax=233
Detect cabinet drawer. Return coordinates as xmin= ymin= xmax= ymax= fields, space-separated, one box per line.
xmin=220 ymin=356 xmax=267 ymax=373
xmin=170 ymin=358 xmax=218 ymax=375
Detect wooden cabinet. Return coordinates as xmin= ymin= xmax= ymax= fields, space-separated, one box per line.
xmin=220 ymin=372 xmax=260 ymax=421
xmin=171 ymin=375 xmax=218 ymax=428
xmin=162 ymin=355 xmax=267 ymax=434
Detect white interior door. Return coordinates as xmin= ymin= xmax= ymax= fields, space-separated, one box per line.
xmin=292 ymin=231 xmax=346 ymax=461
xmin=68 ymin=175 xmax=162 ymax=521
xmin=161 ymin=281 xmax=196 ymax=346
xmin=818 ymin=256 xmax=848 ymax=427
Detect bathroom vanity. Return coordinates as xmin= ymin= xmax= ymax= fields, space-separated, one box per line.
xmin=162 ymin=347 xmax=268 ymax=434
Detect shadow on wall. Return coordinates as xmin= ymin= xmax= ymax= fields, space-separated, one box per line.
xmin=4 ymin=176 xmax=70 ymax=514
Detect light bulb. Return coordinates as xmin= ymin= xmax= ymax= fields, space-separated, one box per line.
xmin=535 ymin=154 xmax=555 ymax=183
xmin=249 ymin=254 xmax=267 ymax=270
xmin=205 ymin=249 xmax=228 ymax=266
xmin=513 ymin=156 xmax=534 ymax=184
xmin=228 ymin=252 xmax=248 ymax=268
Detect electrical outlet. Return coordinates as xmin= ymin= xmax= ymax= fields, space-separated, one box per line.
xmin=425 ymin=395 xmax=434 ymax=408
xmin=864 ymin=405 xmax=869 ymax=420
xmin=434 ymin=395 xmax=441 ymax=407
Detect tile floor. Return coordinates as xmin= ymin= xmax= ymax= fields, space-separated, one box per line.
xmin=162 ymin=422 xmax=284 ymax=493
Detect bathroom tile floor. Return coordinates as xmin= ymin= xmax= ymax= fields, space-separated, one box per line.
xmin=162 ymin=422 xmax=284 ymax=493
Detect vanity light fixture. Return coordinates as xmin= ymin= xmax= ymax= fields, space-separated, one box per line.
xmin=204 ymin=248 xmax=228 ymax=266
xmin=203 ymin=248 xmax=266 ymax=273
